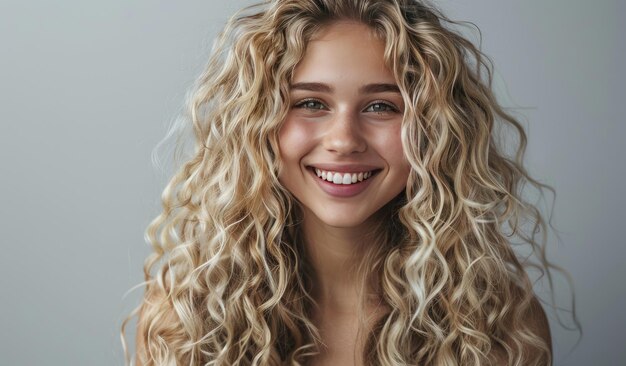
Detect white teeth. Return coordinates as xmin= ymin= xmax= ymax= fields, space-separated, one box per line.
xmin=313 ymin=168 xmax=375 ymax=185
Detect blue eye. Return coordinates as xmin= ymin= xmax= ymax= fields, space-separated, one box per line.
xmin=365 ymin=102 xmax=398 ymax=113
xmin=295 ymin=99 xmax=327 ymax=110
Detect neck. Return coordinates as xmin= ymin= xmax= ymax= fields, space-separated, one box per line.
xmin=301 ymin=210 xmax=378 ymax=312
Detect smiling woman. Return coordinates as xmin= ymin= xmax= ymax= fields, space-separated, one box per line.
xmin=123 ymin=1 xmax=564 ymax=365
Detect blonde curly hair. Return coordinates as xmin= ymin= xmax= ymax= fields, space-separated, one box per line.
xmin=122 ymin=0 xmax=569 ymax=364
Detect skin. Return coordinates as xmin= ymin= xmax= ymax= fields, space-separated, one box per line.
xmin=278 ymin=21 xmax=410 ymax=365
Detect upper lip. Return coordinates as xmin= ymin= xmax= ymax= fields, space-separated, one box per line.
xmin=307 ymin=163 xmax=381 ymax=173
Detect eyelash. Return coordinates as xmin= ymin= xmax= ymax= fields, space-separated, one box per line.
xmin=293 ymin=99 xmax=399 ymax=113
xmin=294 ymin=98 xmax=327 ymax=110
xmin=364 ymin=101 xmax=399 ymax=113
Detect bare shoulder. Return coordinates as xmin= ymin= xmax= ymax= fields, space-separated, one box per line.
xmin=135 ymin=302 xmax=148 ymax=366
xmin=527 ymin=295 xmax=552 ymax=353
xmin=490 ymin=295 xmax=552 ymax=365
xmin=135 ymin=285 xmax=177 ymax=366
xmin=134 ymin=288 xmax=159 ymax=366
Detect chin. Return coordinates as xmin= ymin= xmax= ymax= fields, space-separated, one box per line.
xmin=306 ymin=206 xmax=375 ymax=229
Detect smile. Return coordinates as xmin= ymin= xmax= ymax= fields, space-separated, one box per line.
xmin=313 ymin=168 xmax=375 ymax=185
xmin=307 ymin=166 xmax=380 ymax=198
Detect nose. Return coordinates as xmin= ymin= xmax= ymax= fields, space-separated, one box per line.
xmin=322 ymin=111 xmax=367 ymax=155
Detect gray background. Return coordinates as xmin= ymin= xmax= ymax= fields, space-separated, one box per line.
xmin=0 ymin=0 xmax=623 ymax=365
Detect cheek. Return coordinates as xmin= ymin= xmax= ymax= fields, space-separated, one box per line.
xmin=373 ymin=125 xmax=408 ymax=165
xmin=278 ymin=118 xmax=313 ymax=164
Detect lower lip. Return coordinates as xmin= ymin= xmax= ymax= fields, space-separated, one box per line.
xmin=309 ymin=169 xmax=376 ymax=198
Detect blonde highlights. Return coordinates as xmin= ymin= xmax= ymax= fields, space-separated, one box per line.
xmin=123 ymin=0 xmax=565 ymax=364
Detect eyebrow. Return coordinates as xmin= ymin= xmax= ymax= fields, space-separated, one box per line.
xmin=290 ymin=82 xmax=333 ymax=92
xmin=360 ymin=83 xmax=400 ymax=94
xmin=290 ymin=82 xmax=400 ymax=94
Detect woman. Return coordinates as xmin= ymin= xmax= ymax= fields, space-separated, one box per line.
xmin=124 ymin=0 xmax=558 ymax=364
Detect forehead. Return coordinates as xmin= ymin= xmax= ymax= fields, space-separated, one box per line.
xmin=311 ymin=20 xmax=379 ymax=42
xmin=292 ymin=21 xmax=394 ymax=83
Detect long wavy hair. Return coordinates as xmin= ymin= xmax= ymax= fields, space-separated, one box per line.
xmin=122 ymin=0 xmax=570 ymax=364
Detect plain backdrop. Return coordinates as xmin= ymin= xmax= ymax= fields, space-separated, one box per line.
xmin=0 ymin=0 xmax=623 ymax=365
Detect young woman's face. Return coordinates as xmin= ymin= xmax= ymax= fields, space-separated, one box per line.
xmin=278 ymin=21 xmax=411 ymax=229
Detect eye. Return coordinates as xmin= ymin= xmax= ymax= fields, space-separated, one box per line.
xmin=294 ymin=99 xmax=327 ymax=110
xmin=364 ymin=101 xmax=398 ymax=113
